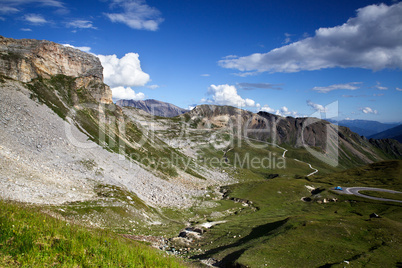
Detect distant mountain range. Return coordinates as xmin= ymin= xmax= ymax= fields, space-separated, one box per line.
xmin=116 ymin=99 xmax=189 ymax=117
xmin=369 ymin=124 xmax=402 ymax=143
xmin=327 ymin=119 xmax=399 ymax=137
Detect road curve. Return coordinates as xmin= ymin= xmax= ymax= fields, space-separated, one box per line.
xmin=340 ymin=187 xmax=402 ymax=203
xmin=245 ymin=137 xmax=318 ymax=177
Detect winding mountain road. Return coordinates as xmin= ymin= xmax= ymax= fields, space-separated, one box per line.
xmin=245 ymin=137 xmax=318 ymax=177
xmin=339 ymin=187 xmax=402 ymax=203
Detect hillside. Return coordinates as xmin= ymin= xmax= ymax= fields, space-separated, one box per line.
xmin=116 ymin=99 xmax=189 ymax=117
xmin=188 ymin=105 xmax=402 ymax=169
xmin=369 ymin=124 xmax=402 ymax=143
xmin=0 ymin=200 xmax=185 ymax=267
xmin=1 ymin=36 xmax=401 ymax=268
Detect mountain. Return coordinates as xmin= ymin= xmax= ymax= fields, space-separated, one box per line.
xmin=1 ymin=36 xmax=402 ymax=268
xmin=0 ymin=36 xmax=222 ymax=208
xmin=0 ymin=36 xmax=112 ymax=104
xmin=369 ymin=124 xmax=402 ymax=142
xmin=329 ymin=119 xmax=399 ymax=137
xmin=116 ymin=99 xmax=189 ymax=117
xmin=188 ymin=105 xmax=402 ymax=168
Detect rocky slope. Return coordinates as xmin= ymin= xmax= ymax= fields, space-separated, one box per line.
xmin=0 ymin=35 xmax=112 ymax=104
xmin=0 ymin=36 xmax=232 ymax=211
xmin=117 ymin=99 xmax=189 ymax=117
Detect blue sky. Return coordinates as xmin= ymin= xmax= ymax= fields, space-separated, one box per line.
xmin=1 ymin=0 xmax=402 ymax=122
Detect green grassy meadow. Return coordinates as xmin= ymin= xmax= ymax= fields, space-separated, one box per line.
xmin=0 ymin=201 xmax=187 ymax=268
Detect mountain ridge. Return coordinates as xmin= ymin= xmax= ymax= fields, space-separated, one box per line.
xmin=116 ymin=98 xmax=189 ymax=117
xmin=327 ymin=119 xmax=399 ymax=137
xmin=188 ymin=104 xmax=402 ymax=168
xmin=369 ymin=124 xmax=402 ymax=143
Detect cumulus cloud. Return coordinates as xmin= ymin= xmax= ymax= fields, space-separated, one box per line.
xmin=259 ymin=105 xmax=298 ymax=117
xmin=105 ymin=0 xmax=163 ymax=31
xmin=20 ymin=28 xmax=32 ymax=31
xmin=200 ymin=74 xmax=210 ymax=77
xmin=67 ymin=20 xmax=96 ymax=29
xmin=397 ymin=87 xmax=402 ymax=91
xmin=312 ymin=82 xmax=362 ymax=93
xmin=219 ymin=2 xmax=402 ymax=73
xmin=62 ymin=44 xmax=92 ymax=53
xmin=307 ymin=100 xmax=326 ymax=113
xmin=237 ymin=82 xmax=283 ymax=90
xmin=24 ymin=14 xmax=48 ymax=24
xmin=111 ymin=86 xmax=145 ymax=100
xmin=204 ymin=84 xmax=256 ymax=107
xmin=97 ymin=53 xmax=150 ymax=88
xmin=260 ymin=105 xmax=276 ymax=113
xmin=361 ymin=107 xmax=378 ymax=114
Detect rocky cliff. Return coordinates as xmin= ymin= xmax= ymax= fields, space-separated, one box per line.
xmin=117 ymin=99 xmax=189 ymax=117
xmin=0 ymin=36 xmax=112 ymax=104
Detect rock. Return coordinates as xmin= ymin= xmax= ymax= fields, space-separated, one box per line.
xmin=178 ymin=231 xmax=187 ymax=238
xmin=0 ymin=36 xmax=112 ymax=104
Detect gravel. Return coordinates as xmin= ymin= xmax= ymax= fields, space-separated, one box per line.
xmin=0 ymin=79 xmax=234 ymax=208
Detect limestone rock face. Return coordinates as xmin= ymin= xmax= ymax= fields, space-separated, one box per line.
xmin=0 ymin=36 xmax=112 ymax=104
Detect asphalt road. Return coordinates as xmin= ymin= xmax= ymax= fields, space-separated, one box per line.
xmin=338 ymin=187 xmax=402 ymax=203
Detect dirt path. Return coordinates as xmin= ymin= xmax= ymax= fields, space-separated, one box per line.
xmin=245 ymin=137 xmax=318 ymax=177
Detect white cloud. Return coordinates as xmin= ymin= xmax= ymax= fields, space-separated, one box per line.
xmin=205 ymin=84 xmax=256 ymax=107
xmin=67 ymin=20 xmax=96 ymax=29
xmin=307 ymin=100 xmax=326 ymax=113
xmin=24 ymin=14 xmax=47 ymax=24
xmin=238 ymin=82 xmax=283 ymax=90
xmin=361 ymin=107 xmax=378 ymax=114
xmin=147 ymin=84 xmax=159 ymax=89
xmin=396 ymin=87 xmax=402 ymax=91
xmin=260 ymin=105 xmax=276 ymax=113
xmin=111 ymin=86 xmax=145 ymax=100
xmin=62 ymin=44 xmax=92 ymax=53
xmin=105 ymin=0 xmax=163 ymax=31
xmin=0 ymin=6 xmax=19 ymax=14
xmin=1 ymin=0 xmax=65 ymax=9
xmin=201 ymin=74 xmax=210 ymax=77
xmin=219 ymin=2 xmax=402 ymax=73
xmin=20 ymin=28 xmax=32 ymax=31
xmin=259 ymin=105 xmax=298 ymax=117
xmin=373 ymin=81 xmax=388 ymax=90
xmin=283 ymin=33 xmax=293 ymax=44
xmin=0 ymin=0 xmax=67 ymax=18
xmin=233 ymin=71 xmax=259 ymax=77
xmin=312 ymin=82 xmax=361 ymax=93
xmin=97 ymin=53 xmax=150 ymax=88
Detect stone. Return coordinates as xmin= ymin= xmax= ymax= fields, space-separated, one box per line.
xmin=0 ymin=36 xmax=112 ymax=104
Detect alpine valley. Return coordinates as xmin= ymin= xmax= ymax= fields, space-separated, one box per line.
xmin=1 ymin=36 xmax=401 ymax=267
